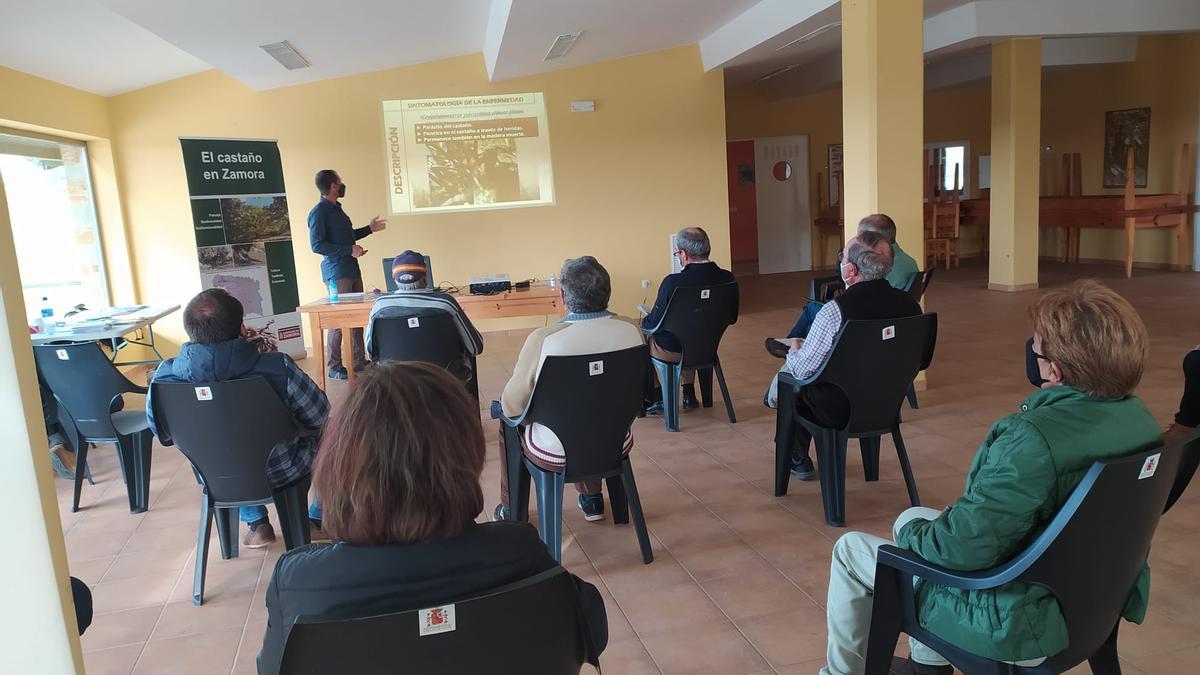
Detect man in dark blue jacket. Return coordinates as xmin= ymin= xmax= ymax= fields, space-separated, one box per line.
xmin=641 ymin=227 xmax=738 ymax=413
xmin=308 ymin=169 xmax=386 ymax=379
xmin=147 ymin=288 xmax=329 ymax=549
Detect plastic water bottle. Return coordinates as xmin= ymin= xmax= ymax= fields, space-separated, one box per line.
xmin=327 ymin=280 xmax=339 ymax=302
xmin=39 ymin=297 xmax=53 ymax=332
xmin=549 ymin=275 xmax=556 ymax=289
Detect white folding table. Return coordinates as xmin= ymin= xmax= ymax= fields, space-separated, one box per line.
xmin=30 ymin=305 xmax=181 ymax=366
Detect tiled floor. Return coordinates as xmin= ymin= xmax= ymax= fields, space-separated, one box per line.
xmin=58 ymin=259 xmax=1200 ymax=674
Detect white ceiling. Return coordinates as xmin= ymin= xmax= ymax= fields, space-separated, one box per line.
xmin=0 ymin=0 xmax=1196 ymax=98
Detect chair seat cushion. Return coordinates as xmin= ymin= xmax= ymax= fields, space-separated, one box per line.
xmin=112 ymin=409 xmax=151 ymax=436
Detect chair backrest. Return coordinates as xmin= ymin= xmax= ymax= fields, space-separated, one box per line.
xmin=1018 ymin=445 xmax=1182 ymax=669
xmin=279 ymin=567 xmax=590 ymax=675
xmin=372 ymin=311 xmax=464 ymax=368
xmin=808 ymin=275 xmax=845 ymax=303
xmin=655 ymin=282 xmax=739 ymax=368
xmin=905 ymin=268 xmax=935 ymax=302
xmin=811 ymin=314 xmax=937 ymax=434
xmin=33 ymin=341 xmax=140 ymax=441
xmin=150 ymin=378 xmax=300 ymax=504
xmin=1164 ymin=429 xmax=1200 ymax=513
xmin=381 ymin=255 xmax=435 ymax=292
xmin=525 ymin=345 xmax=648 ymax=483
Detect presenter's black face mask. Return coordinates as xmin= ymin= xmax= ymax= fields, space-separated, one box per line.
xmin=337 ymin=183 xmax=347 ymax=198
xmin=1026 ymin=337 xmax=1048 ymax=388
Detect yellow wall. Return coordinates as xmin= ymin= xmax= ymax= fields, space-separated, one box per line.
xmin=726 ymin=33 xmax=1200 ymax=267
xmin=106 ymin=46 xmax=729 ymax=349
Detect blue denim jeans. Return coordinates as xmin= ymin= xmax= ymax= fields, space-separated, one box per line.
xmin=786 ymin=302 xmax=822 ymax=339
xmin=240 ymin=498 xmax=322 ymax=525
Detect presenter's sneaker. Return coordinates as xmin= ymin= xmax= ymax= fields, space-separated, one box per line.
xmin=492 ymin=504 xmax=511 ymax=522
xmin=243 ymin=522 xmax=276 ymax=549
xmin=764 ymin=337 xmax=791 ymax=359
xmin=327 ymin=367 xmax=348 ymax=380
xmin=791 ymin=456 xmax=816 ymax=481
xmin=643 ymin=401 xmax=665 ymax=416
xmin=889 ymin=656 xmax=953 ymax=675
xmin=578 ymin=494 xmax=606 ymax=522
xmin=49 ymin=444 xmax=76 ymax=480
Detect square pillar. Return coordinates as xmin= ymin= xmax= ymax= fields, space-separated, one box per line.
xmin=841 ymin=0 xmax=924 ymax=259
xmin=989 ymin=38 xmax=1042 ymax=291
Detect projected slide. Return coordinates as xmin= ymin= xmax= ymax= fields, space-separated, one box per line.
xmin=382 ymin=93 xmax=555 ymax=214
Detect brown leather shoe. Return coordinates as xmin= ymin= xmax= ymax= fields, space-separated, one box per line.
xmin=890 ymin=656 xmax=953 ymax=675
xmin=764 ymin=337 xmax=791 ymax=359
xmin=242 ymin=522 xmax=276 ymax=549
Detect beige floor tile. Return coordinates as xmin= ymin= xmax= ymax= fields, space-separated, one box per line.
xmin=151 ymin=591 xmax=254 ymax=641
xmin=92 ymin=572 xmax=181 ymax=613
xmin=640 ymin=619 xmax=769 ymax=674
xmin=83 ymin=643 xmax=144 ymax=675
xmin=132 ymin=627 xmax=243 ymax=675
xmin=82 ymin=606 xmax=163 ymax=653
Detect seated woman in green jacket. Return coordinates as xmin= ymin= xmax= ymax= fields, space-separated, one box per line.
xmin=819 ymin=279 xmax=1162 ymax=675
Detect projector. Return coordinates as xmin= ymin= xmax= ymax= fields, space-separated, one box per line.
xmin=469 ymin=273 xmax=512 ymax=295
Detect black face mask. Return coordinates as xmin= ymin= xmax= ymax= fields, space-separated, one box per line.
xmin=1026 ymin=337 xmax=1047 ymax=388
xmin=337 ymin=183 xmax=347 ymax=198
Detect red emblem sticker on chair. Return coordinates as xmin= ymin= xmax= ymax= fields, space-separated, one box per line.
xmin=419 ymin=605 xmax=456 ymax=636
xmin=56 ymin=349 xmax=69 ymax=360
xmin=195 ymin=386 xmax=213 ymax=401
xmin=882 ymin=325 xmax=896 ymax=341
xmin=407 ymin=317 xmax=420 ymax=328
xmin=1139 ymin=453 xmax=1161 ymax=480
xmin=589 ymin=360 xmax=604 ymax=376
xmin=700 ymin=289 xmax=711 ymax=299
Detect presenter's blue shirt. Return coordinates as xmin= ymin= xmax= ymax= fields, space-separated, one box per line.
xmin=308 ymin=199 xmax=372 ymax=282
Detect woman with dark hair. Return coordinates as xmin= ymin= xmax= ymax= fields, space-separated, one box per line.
xmin=1165 ymin=347 xmax=1200 ymax=445
xmin=257 ymin=362 xmax=607 ymax=675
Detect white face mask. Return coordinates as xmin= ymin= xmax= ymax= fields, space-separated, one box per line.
xmin=839 ymin=260 xmax=853 ymax=285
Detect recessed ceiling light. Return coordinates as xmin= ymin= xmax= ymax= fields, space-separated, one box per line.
xmin=776 ymin=22 xmax=842 ymax=51
xmin=260 ymin=40 xmax=311 ymax=70
xmin=545 ymin=32 xmax=582 ymax=61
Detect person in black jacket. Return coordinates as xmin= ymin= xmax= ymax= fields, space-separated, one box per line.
xmin=257 ymin=361 xmax=607 ymax=675
xmin=1165 ymin=347 xmax=1200 ymax=445
xmin=641 ymin=227 xmax=739 ymax=414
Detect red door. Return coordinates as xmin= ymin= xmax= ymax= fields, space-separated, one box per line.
xmin=726 ymin=140 xmax=758 ymax=269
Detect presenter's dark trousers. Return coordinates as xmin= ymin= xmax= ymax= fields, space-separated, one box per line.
xmin=326 ymin=277 xmax=366 ymax=372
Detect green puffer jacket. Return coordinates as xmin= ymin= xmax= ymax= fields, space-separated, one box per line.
xmin=895 ymin=386 xmax=1162 ymax=662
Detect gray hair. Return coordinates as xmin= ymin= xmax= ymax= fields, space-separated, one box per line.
xmin=675 ymin=227 xmax=711 ymax=258
xmin=559 ymin=256 xmax=611 ymax=313
xmin=857 ymin=213 xmax=898 ymax=244
xmin=845 ymin=230 xmax=894 ymax=281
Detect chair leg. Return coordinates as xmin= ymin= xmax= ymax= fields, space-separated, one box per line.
xmin=663 ymin=363 xmax=682 ymax=432
xmin=214 ymin=507 xmax=238 ymax=560
xmin=697 ymin=367 xmax=714 ymax=408
xmin=118 ymin=431 xmax=152 ymax=514
xmin=816 ymin=430 xmax=848 ymax=527
xmin=621 ymin=458 xmax=654 ymax=565
xmin=530 ymin=461 xmax=565 ymax=563
xmin=905 ymin=381 xmax=919 ymax=409
xmin=504 ymin=424 xmax=531 ymax=522
xmin=863 ymin=565 xmax=907 ymax=675
xmin=774 ymin=391 xmax=798 ymax=497
xmin=859 ymin=436 xmax=881 ymax=482
xmin=71 ymin=438 xmax=90 ymax=513
xmin=892 ymin=428 xmax=922 ymax=507
xmin=79 ymin=433 xmax=94 ymax=485
xmin=194 ymin=492 xmax=213 ymax=606
xmin=713 ymin=357 xmax=737 ymax=424
xmin=606 ymin=474 xmax=629 ymax=525
xmin=271 ymin=475 xmax=312 ymax=550
xmin=1087 ymin=623 xmax=1122 ymax=675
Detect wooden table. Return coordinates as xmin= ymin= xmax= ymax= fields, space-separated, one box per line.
xmin=298 ymin=286 xmax=564 ymax=389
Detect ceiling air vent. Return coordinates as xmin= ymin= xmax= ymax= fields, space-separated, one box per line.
xmin=757 ymin=64 xmax=801 ymax=82
xmin=776 ymin=22 xmax=842 ymax=51
xmin=545 ymin=32 xmax=582 ymax=61
xmin=260 ymin=40 xmax=311 ymax=70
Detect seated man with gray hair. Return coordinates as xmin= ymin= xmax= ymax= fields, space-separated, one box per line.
xmin=766 ymin=231 xmax=922 ymax=479
xmin=642 ymin=226 xmax=738 ymax=414
xmin=491 ymin=256 xmax=645 ymax=523
xmin=365 ymin=250 xmax=483 ymax=381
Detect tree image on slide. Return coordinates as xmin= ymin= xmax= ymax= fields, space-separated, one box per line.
xmin=222 ymin=196 xmax=291 ymax=243
xmin=425 ymin=139 xmax=522 ymax=207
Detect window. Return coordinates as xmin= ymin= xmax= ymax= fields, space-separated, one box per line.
xmin=0 ymin=131 xmax=108 ymax=324
xmin=925 ymin=141 xmax=968 ymax=196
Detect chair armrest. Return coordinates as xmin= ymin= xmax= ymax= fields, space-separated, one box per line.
xmin=779 ymin=368 xmax=820 ymax=389
xmin=876 ymin=545 xmax=1029 ymax=591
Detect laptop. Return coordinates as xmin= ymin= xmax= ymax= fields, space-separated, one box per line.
xmin=382 ymin=255 xmax=434 ymax=292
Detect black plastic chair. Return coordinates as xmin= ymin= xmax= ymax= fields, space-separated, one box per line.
xmin=774 ymin=314 xmax=938 ymax=526
xmin=809 ymin=274 xmax=846 ymax=303
xmin=33 ymin=341 xmax=153 ymax=513
xmin=371 ymin=311 xmax=479 ymax=401
xmin=1164 ymin=428 xmax=1200 ymax=514
xmin=279 ymin=567 xmax=597 ymax=675
xmin=902 ymin=268 xmax=935 ymax=408
xmin=864 ymin=441 xmax=1184 ymax=675
xmin=150 ymin=378 xmax=312 ymax=605
xmin=500 ymin=346 xmax=653 ymax=564
xmin=643 ymin=282 xmax=739 ymax=432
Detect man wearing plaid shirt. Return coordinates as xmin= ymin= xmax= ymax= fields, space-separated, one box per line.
xmin=147 ymin=288 xmax=329 ymax=549
xmin=766 ymin=230 xmax=922 ymax=479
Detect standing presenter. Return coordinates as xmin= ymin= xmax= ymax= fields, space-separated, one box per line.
xmin=308 ymin=169 xmax=386 ymax=379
